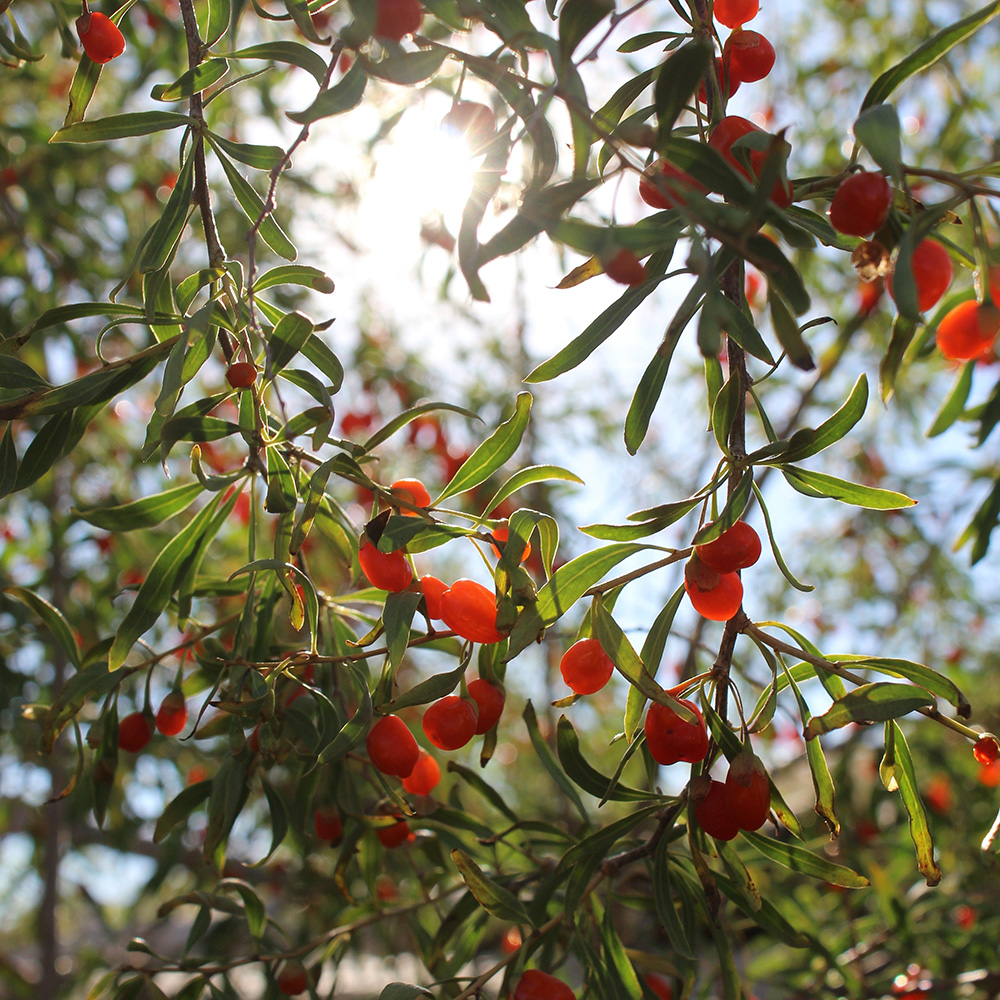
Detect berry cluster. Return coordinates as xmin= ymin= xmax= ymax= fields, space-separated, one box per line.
xmin=684 ymin=520 xmax=761 ymax=621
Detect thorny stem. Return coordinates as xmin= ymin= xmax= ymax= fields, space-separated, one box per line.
xmin=178 ymin=0 xmax=225 ymax=269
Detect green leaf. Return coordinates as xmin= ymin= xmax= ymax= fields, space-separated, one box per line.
xmin=205 ymin=0 xmax=231 ymax=46
xmin=781 ymin=375 xmax=868 ymax=462
xmin=714 ymin=293 xmax=775 ymax=364
xmin=151 ymin=58 xmax=229 ymax=101
xmin=50 ymin=111 xmax=193 ymax=143
xmin=316 ymin=664 xmax=373 ymax=764
xmin=505 ymin=543 xmax=646 ymax=658
xmin=108 ymin=492 xmax=227 ymax=670
xmin=804 ymin=682 xmax=935 ymax=739
xmin=836 ymin=655 xmax=970 ymax=716
xmin=254 ymin=265 xmax=335 ymax=294
xmin=378 ymin=985 xmax=434 ymax=1000
xmin=218 ymin=878 xmax=266 ymax=941
xmin=653 ymin=38 xmax=712 ymax=137
xmin=653 ymin=841 xmax=696 ymax=960
xmin=927 ymin=361 xmax=974 ymax=437
xmin=73 ymin=482 xmax=205 ymax=532
xmin=265 ymin=447 xmax=297 ymax=513
xmin=208 ymin=133 xmax=286 ymax=171
xmin=266 ymin=311 xmax=314 ymax=374
xmin=435 ymin=392 xmax=532 ymax=503
xmin=382 ymin=591 xmax=423 ymax=675
xmin=523 ymin=701 xmax=590 ymax=825
xmin=626 ymin=585 xmax=685 ymax=738
xmin=711 ymin=375 xmax=740 ymax=453
xmin=254 ymin=778 xmax=289 ymax=866
xmin=154 ymin=781 xmax=212 ymax=843
xmin=366 ymin=47 xmax=447 ymax=85
xmin=711 ymin=869 xmax=813 ymax=948
xmin=555 ymin=716 xmax=656 ymax=802
xmin=212 ymin=143 xmax=296 ymax=260
xmin=526 ymin=248 xmax=676 ymax=382
xmin=139 ymin=151 xmax=196 ymax=274
xmin=14 ymin=411 xmax=75 ymax=491
xmin=203 ymin=755 xmax=251 ymax=862
xmin=228 ymin=41 xmax=328 ymax=85
xmin=361 ymin=400 xmax=480 ymax=453
xmin=768 ymin=288 xmax=815 ymax=371
xmin=447 ymin=762 xmax=519 ymax=823
xmin=558 ymin=0 xmax=614 ymax=61
xmin=890 ymin=721 xmax=942 ymax=885
xmin=861 ymin=0 xmax=1000 ymax=109
xmin=879 ymin=313 xmax=918 ymax=403
xmin=4 ymin=586 xmax=81 ymax=670
xmin=476 ymin=464 xmax=583 ymax=522
xmin=741 ymin=830 xmax=870 ymax=887
xmin=287 ymin=62 xmax=367 ymax=124
xmin=0 ymin=424 xmax=17 ymax=497
xmin=782 ymin=466 xmax=916 ymax=509
xmin=853 ymin=103 xmax=902 ymax=178
xmin=451 ymin=849 xmax=532 ymax=924
xmin=748 ymin=233 xmax=810 ymax=314
xmin=0 ymin=355 xmax=51 ymax=390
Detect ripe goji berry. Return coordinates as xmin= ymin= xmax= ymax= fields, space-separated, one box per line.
xmin=422 ymin=695 xmax=478 ymax=751
xmin=366 ymin=715 xmax=419 ymax=778
xmin=644 ymin=698 xmax=709 ymax=765
xmin=560 ymin=637 xmax=615 ymax=695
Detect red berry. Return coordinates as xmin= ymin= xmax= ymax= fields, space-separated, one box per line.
xmin=684 ymin=557 xmax=744 ymax=621
xmin=490 ymin=524 xmax=531 ymax=563
xmin=697 ymin=56 xmax=741 ymax=104
xmin=603 ymin=248 xmax=648 ymax=286
xmin=954 ymin=904 xmax=976 ymax=930
xmin=973 ymin=734 xmax=1000 ymax=765
xmin=467 ymin=678 xmax=505 ymax=733
xmin=374 ymin=0 xmax=422 ymax=40
xmin=76 ymin=11 xmax=126 ymax=64
xmin=390 ymin=477 xmax=431 ymax=515
xmin=439 ymin=579 xmax=502 ymax=644
xmin=713 ymin=0 xmax=759 ymax=28
xmin=500 ymin=926 xmax=522 ymax=954
xmin=358 ymin=539 xmax=414 ymax=592
xmin=441 ymin=101 xmax=496 ymax=151
xmin=691 ymin=776 xmax=740 ymax=841
xmin=276 ymin=960 xmax=309 ymax=996
xmin=422 ymin=696 xmax=478 ymax=751
xmin=118 ymin=711 xmax=154 ymax=753
xmin=560 ymin=637 xmax=615 ymax=695
xmin=226 ymin=361 xmax=258 ymax=389
xmin=724 ymin=29 xmax=775 ymax=84
xmin=695 ymin=521 xmax=761 ymax=573
xmin=420 ymin=575 xmax=448 ymax=620
xmin=980 ymin=759 xmax=1000 ymax=788
xmin=155 ymin=692 xmax=187 ymax=736
xmin=402 ymin=749 xmax=441 ymax=795
xmin=644 ymin=698 xmax=709 ymax=765
xmin=638 ymin=159 xmax=706 ymax=210
xmin=708 ymin=115 xmax=792 ymax=208
xmin=366 ymin=715 xmax=419 ymax=778
xmin=936 ymin=300 xmax=1000 ymax=362
xmin=376 ymin=817 xmax=412 ymax=848
xmin=829 ymin=171 xmax=893 ymax=237
xmin=724 ymin=750 xmax=771 ymax=831
xmin=513 ymin=970 xmax=576 ymax=1000
xmin=924 ymin=774 xmax=953 ymax=815
xmin=313 ymin=804 xmax=343 ymax=843
xmin=646 ymin=975 xmax=674 ymax=1000
xmin=887 ymin=238 xmax=953 ymax=312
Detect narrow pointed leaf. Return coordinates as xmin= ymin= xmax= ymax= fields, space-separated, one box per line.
xmin=804 ymin=682 xmax=935 ymax=739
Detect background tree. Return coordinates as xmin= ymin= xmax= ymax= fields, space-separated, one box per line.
xmin=2 ymin=1 xmax=1000 ymax=998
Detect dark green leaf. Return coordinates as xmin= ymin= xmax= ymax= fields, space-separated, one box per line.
xmin=154 ymin=781 xmax=212 ymax=842
xmin=653 ymin=38 xmax=712 ymax=137
xmin=927 ymin=361 xmax=974 ymax=437
xmin=139 ymin=150 xmax=196 ymax=274
xmin=853 ymin=104 xmax=902 ymax=178
xmin=229 ymin=41 xmax=329 ymax=85
xmin=741 ymin=831 xmax=870 ymax=887
xmin=890 ymin=721 xmax=942 ymax=885
xmin=804 ymin=682 xmax=935 ymax=739
xmin=768 ymin=288 xmax=815 ymax=371
xmin=451 ymin=849 xmax=531 ymax=924
xmin=556 ymin=716 xmax=656 ymax=802
xmin=4 ymin=586 xmax=82 ymax=670
xmin=367 ymin=47 xmax=447 ymax=85
xmin=287 ymin=62 xmax=367 ymax=124
xmin=209 ymin=133 xmax=285 ymax=171
xmin=523 ymin=701 xmax=589 ymax=824
xmin=558 ymin=0 xmax=614 ymax=61
xmin=837 ymin=655 xmax=970 ymax=716
xmin=782 ymin=467 xmax=916 ymax=509
xmin=151 ymin=59 xmax=230 ymax=101
xmin=50 ymin=112 xmax=193 ymax=143
xmin=73 ymin=482 xmax=205 ymax=532
xmin=781 ymin=375 xmax=868 ymax=462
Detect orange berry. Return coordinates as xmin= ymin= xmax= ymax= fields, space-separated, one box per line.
xmin=467 ymin=678 xmax=505 ymax=733
xmin=513 ymin=970 xmax=575 ymax=1000
xmin=887 ymin=238 xmax=953 ymax=313
xmin=376 ymin=817 xmax=412 ymax=848
xmin=973 ymin=734 xmax=1000 ymax=765
xmin=603 ymin=248 xmax=648 ymax=286
xmin=560 ymin=637 xmax=615 ymax=695
xmin=155 ymin=692 xmax=187 ymax=736
xmin=500 ymin=926 xmax=522 ymax=954
xmin=439 ymin=579 xmax=502 ymax=644
xmin=695 ymin=521 xmax=761 ymax=573
xmin=936 ymin=299 xmax=1000 ymax=361
xmin=684 ymin=557 xmax=744 ymax=621
xmin=639 ymin=159 xmax=707 ymax=209
xmin=422 ymin=696 xmax=478 ymax=751
xmin=724 ymin=29 xmax=775 ymax=84
xmin=697 ymin=56 xmax=741 ymax=104
xmin=979 ymin=759 xmax=1000 ymax=787
xmin=358 ymin=540 xmax=414 ymax=592
xmin=724 ymin=750 xmax=771 ymax=830
xmin=118 ymin=711 xmax=154 ymax=753
xmin=829 ymin=171 xmax=893 ymax=237
xmin=708 ymin=115 xmax=792 ymax=208
xmin=490 ymin=524 xmax=531 ymax=563
xmin=374 ymin=0 xmax=422 ymax=40
xmin=691 ymin=776 xmax=739 ymax=841
xmin=402 ymin=749 xmax=441 ymax=795
xmin=924 ymin=774 xmax=953 ymax=815
xmin=226 ymin=361 xmax=258 ymax=389
xmin=313 ymin=804 xmax=343 ymax=843
xmin=420 ymin=575 xmax=448 ymax=620
xmin=76 ymin=10 xmax=126 ymax=64
xmin=644 ymin=698 xmax=709 ymax=765
xmin=390 ymin=477 xmax=431 ymax=515
xmin=366 ymin=715 xmax=419 ymax=778
xmin=713 ymin=0 xmax=759 ymax=28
